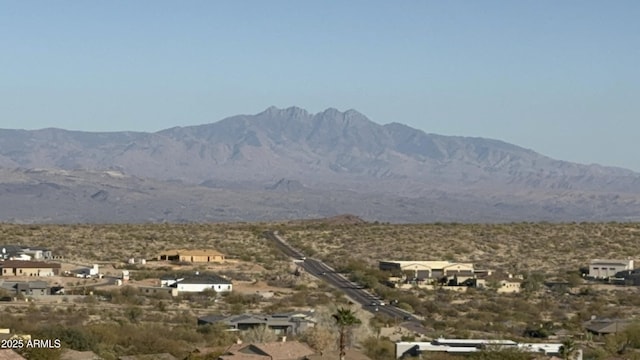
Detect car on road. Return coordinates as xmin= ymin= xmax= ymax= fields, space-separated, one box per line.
xmin=300 ymin=256 xmax=306 ymax=261
xmin=403 ymin=315 xmax=412 ymax=321
xmin=319 ymin=271 xmax=326 ymax=275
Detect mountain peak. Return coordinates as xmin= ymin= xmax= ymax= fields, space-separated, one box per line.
xmin=260 ymin=106 xmax=309 ymax=118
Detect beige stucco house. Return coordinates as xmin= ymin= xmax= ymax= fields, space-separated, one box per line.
xmin=0 ymin=260 xmax=61 ymax=277
xmin=157 ymin=249 xmax=225 ymax=263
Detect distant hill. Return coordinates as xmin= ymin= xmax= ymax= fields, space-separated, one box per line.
xmin=1 ymin=106 xmax=640 ymax=223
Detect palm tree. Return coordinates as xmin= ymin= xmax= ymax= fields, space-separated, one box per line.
xmin=559 ymin=338 xmax=578 ymax=360
xmin=332 ymin=307 xmax=362 ymax=360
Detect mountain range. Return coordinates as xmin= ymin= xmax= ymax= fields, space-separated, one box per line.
xmin=1 ymin=106 xmax=639 ymax=223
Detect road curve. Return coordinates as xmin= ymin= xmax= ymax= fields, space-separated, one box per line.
xmin=264 ymin=231 xmax=428 ymax=334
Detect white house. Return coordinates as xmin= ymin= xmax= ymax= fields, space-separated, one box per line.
xmin=9 ymin=254 xmax=32 ymax=261
xmin=172 ymin=274 xmax=232 ymax=293
xmin=589 ymin=259 xmax=634 ymax=279
xmin=396 ymin=338 xmax=578 ymax=359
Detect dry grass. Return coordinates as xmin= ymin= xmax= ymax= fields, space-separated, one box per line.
xmin=282 ymin=222 xmax=640 ymax=274
xmin=3 ymin=221 xmax=640 ymax=358
xmin=0 ymin=223 xmax=276 ymax=264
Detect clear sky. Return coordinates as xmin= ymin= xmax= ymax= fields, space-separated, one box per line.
xmin=1 ymin=1 xmax=639 ymax=171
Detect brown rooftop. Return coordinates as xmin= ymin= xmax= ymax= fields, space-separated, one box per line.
xmin=0 ymin=349 xmax=26 ymax=360
xmin=60 ymin=349 xmax=103 ymax=360
xmin=223 ymin=341 xmax=315 ymax=360
xmin=305 ymin=349 xmax=372 ymax=360
xmin=0 ymin=260 xmax=61 ymax=269
xmin=158 ymin=249 xmax=224 ymax=256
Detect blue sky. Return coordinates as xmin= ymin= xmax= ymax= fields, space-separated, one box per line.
xmin=1 ymin=1 xmax=639 ymax=170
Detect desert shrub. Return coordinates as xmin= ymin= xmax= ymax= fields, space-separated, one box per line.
xmin=361 ymin=336 xmax=395 ymax=360
xmin=35 ymin=325 xmax=98 ymax=351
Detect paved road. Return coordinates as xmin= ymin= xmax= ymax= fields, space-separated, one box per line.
xmin=264 ymin=231 xmax=429 ymax=334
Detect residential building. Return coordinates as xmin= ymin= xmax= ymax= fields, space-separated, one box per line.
xmin=0 ymin=246 xmax=26 ymax=260
xmin=198 ymin=311 xmax=316 ymax=336
xmin=584 ymin=318 xmax=632 ymax=335
xmin=0 ymin=245 xmax=52 ymax=261
xmin=396 ymin=338 xmax=576 ymax=359
xmin=0 ymin=280 xmax=50 ymax=296
xmin=20 ymin=247 xmax=52 ymax=260
xmin=169 ymin=274 xmax=232 ymax=293
xmin=219 ymin=340 xmax=315 ymax=360
xmin=138 ymin=286 xmax=179 ymax=297
xmin=157 ymin=249 xmax=225 ymax=263
xmin=60 ymin=349 xmax=104 ymax=360
xmin=497 ymin=278 xmax=523 ymax=294
xmin=118 ymin=354 xmax=177 ymax=360
xmin=588 ymin=259 xmax=634 ymax=279
xmin=380 ymin=260 xmax=475 ymax=280
xmin=382 ymin=260 xmax=510 ymax=291
xmin=159 ymin=275 xmax=184 ymax=287
xmin=0 ymin=260 xmax=61 ymax=277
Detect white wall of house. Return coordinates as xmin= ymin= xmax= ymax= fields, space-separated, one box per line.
xmin=21 ymin=250 xmax=43 ymax=259
xmin=589 ymin=259 xmax=634 ymax=279
xmin=89 ymin=264 xmax=99 ymax=276
xmin=176 ymin=283 xmax=232 ymax=293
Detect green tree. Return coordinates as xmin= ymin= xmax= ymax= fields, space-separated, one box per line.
xmin=332 ymin=307 xmax=362 ymax=360
xmin=559 ymin=338 xmax=578 ymax=360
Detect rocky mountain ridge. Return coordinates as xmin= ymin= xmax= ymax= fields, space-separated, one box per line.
xmin=1 ymin=106 xmax=639 ymax=223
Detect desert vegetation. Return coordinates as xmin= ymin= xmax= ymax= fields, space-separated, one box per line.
xmin=2 ymin=221 xmax=640 ymax=359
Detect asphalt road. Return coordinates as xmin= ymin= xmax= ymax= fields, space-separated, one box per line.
xmin=264 ymin=231 xmax=429 ymax=334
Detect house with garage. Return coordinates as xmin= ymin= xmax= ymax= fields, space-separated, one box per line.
xmin=396 ymin=338 xmax=575 ymax=359
xmin=198 ymin=311 xmax=316 ymax=336
xmin=380 ymin=260 xmax=476 ymax=280
xmin=0 ymin=260 xmax=61 ymax=277
xmin=588 ymin=259 xmax=634 ymax=279
xmin=166 ymin=274 xmax=232 ymax=293
xmin=380 ymin=260 xmax=505 ymax=290
xmin=157 ymin=249 xmax=225 ymax=263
